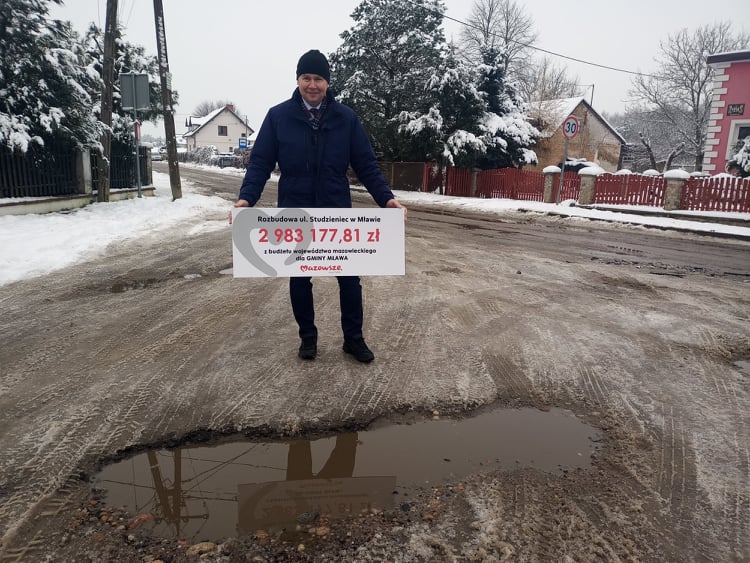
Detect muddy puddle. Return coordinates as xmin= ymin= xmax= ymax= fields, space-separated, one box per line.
xmin=93 ymin=407 xmax=601 ymax=542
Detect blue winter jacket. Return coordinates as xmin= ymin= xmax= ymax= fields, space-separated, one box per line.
xmin=238 ymin=89 xmax=395 ymax=209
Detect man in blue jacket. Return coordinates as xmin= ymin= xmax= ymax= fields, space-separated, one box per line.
xmin=233 ymin=49 xmax=406 ymax=363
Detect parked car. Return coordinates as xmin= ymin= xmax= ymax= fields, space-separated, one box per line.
xmin=151 ymin=147 xmax=163 ymax=161
xmin=211 ymin=152 xmax=242 ymax=169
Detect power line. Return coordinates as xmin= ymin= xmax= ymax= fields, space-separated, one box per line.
xmin=403 ymin=0 xmax=659 ymax=78
xmin=124 ymin=0 xmax=136 ymax=27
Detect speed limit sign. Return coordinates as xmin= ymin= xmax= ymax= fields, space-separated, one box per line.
xmin=562 ymin=115 xmax=580 ymax=139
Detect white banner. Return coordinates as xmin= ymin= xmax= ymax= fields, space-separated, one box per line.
xmin=232 ymin=208 xmax=405 ymax=277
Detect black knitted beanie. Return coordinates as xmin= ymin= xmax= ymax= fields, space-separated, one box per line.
xmin=296 ymin=50 xmax=330 ymax=83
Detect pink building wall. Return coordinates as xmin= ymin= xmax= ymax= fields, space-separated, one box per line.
xmin=703 ymin=51 xmax=750 ymax=173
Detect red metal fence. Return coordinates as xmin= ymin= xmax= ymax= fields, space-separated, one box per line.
xmin=556 ymin=172 xmax=581 ymax=202
xmin=593 ymin=174 xmax=667 ymax=206
xmin=377 ymin=161 xmax=750 ymax=213
xmin=445 ymin=167 xmax=473 ymax=197
xmin=681 ymin=176 xmax=750 ymax=212
xmin=476 ymin=168 xmax=546 ymax=201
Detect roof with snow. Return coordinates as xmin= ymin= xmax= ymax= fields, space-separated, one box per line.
xmin=183 ymin=106 xmax=254 ymax=138
xmin=529 ymin=96 xmax=626 ymax=144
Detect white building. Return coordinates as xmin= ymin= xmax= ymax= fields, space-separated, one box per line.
xmin=183 ymin=105 xmax=254 ymax=153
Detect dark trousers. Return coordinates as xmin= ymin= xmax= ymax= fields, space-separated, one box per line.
xmin=289 ymin=276 xmax=363 ymax=340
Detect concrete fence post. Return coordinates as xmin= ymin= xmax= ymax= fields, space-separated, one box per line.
xmin=75 ymin=148 xmax=92 ymax=194
xmin=145 ymin=151 xmax=153 ymax=185
xmin=542 ymin=166 xmax=561 ymax=203
xmin=577 ymin=166 xmax=605 ymax=205
xmin=663 ymin=169 xmax=690 ymax=211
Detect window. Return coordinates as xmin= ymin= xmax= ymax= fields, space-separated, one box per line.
xmin=218 ymin=125 xmax=228 ymax=136
xmin=726 ymin=120 xmax=750 ymax=159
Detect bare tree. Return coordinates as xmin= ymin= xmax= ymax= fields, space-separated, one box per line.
xmin=610 ymin=107 xmax=693 ymax=172
xmin=630 ymin=21 xmax=749 ymax=171
xmin=192 ymin=99 xmax=239 ymax=117
xmin=460 ymin=0 xmax=579 ymax=106
xmin=460 ymin=0 xmax=536 ymax=75
xmin=516 ymin=55 xmax=581 ymax=103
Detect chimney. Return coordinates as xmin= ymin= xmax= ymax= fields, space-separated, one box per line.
xmin=227 ymin=104 xmax=234 ymax=112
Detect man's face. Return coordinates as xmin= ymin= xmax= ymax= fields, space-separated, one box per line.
xmin=297 ymin=74 xmax=328 ymax=106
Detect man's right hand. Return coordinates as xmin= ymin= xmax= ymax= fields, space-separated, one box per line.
xmin=229 ymin=199 xmax=250 ymax=224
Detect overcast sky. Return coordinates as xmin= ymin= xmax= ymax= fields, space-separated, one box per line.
xmin=50 ymin=0 xmax=749 ymax=140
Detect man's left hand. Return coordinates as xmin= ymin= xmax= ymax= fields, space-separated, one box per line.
xmin=386 ymin=198 xmax=407 ymax=221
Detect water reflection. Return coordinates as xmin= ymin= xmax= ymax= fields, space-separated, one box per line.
xmin=96 ymin=433 xmax=394 ymax=541
xmin=239 ymin=434 xmax=395 ymax=533
xmin=94 ymin=407 xmax=600 ymax=542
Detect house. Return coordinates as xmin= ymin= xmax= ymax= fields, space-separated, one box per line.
xmin=526 ymin=97 xmax=626 ymax=172
xmin=183 ymin=105 xmax=254 ymax=153
xmin=703 ymin=50 xmax=750 ymax=174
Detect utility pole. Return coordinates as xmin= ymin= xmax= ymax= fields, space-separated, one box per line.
xmin=97 ymin=0 xmax=118 ymax=202
xmin=153 ymin=0 xmax=182 ymax=200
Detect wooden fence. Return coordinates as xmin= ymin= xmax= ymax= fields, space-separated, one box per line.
xmin=681 ymin=176 xmax=750 ymax=212
xmin=477 ymin=168 xmax=547 ymax=201
xmin=555 ymin=171 xmax=581 ymax=202
xmin=411 ymin=164 xmax=750 ymax=212
xmin=593 ymin=174 xmax=667 ymax=207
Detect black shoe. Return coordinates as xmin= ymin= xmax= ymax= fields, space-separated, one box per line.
xmin=343 ymin=337 xmax=374 ymax=363
xmin=298 ymin=337 xmax=317 ymax=360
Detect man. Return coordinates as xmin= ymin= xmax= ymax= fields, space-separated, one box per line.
xmin=233 ymin=49 xmax=406 ymax=363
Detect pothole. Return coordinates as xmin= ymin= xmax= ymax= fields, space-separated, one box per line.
xmin=92 ymin=407 xmax=601 ymax=543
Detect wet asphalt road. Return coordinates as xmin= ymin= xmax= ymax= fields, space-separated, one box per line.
xmin=0 ymin=163 xmax=748 ymax=561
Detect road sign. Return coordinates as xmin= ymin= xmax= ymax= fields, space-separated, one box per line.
xmin=238 ymin=137 xmax=248 ymax=149
xmin=119 ymin=72 xmax=150 ymax=111
xmin=562 ymin=115 xmax=580 ymax=140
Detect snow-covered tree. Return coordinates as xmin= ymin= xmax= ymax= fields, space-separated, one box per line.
xmin=629 ymin=22 xmax=749 ymax=171
xmin=475 ymin=48 xmax=538 ymax=168
xmin=458 ymin=0 xmax=580 ymax=106
xmin=330 ymin=0 xmax=448 ymax=160
xmin=607 ymin=107 xmax=692 ymax=172
xmin=727 ymin=137 xmax=750 ymax=177
xmin=398 ymin=51 xmax=485 ymax=166
xmin=82 ymin=23 xmax=173 ymax=146
xmin=0 ymin=0 xmax=102 ymax=151
xmin=399 ymin=48 xmax=537 ymax=168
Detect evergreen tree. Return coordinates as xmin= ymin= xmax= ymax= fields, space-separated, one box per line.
xmin=0 ymin=0 xmax=101 ymax=151
xmin=398 ymin=51 xmax=486 ymax=167
xmin=0 ymin=0 xmax=172 ymax=153
xmin=330 ymin=0 xmax=447 ymax=160
xmin=399 ymin=47 xmax=537 ymax=168
xmin=475 ymin=48 xmax=538 ymax=168
xmin=82 ymin=23 xmax=173 ymax=146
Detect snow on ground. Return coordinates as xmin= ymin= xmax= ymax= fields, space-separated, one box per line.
xmin=1 ymin=167 xmax=749 ymax=287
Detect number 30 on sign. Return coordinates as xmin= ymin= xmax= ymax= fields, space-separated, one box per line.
xmin=562 ymin=115 xmax=580 ymax=140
